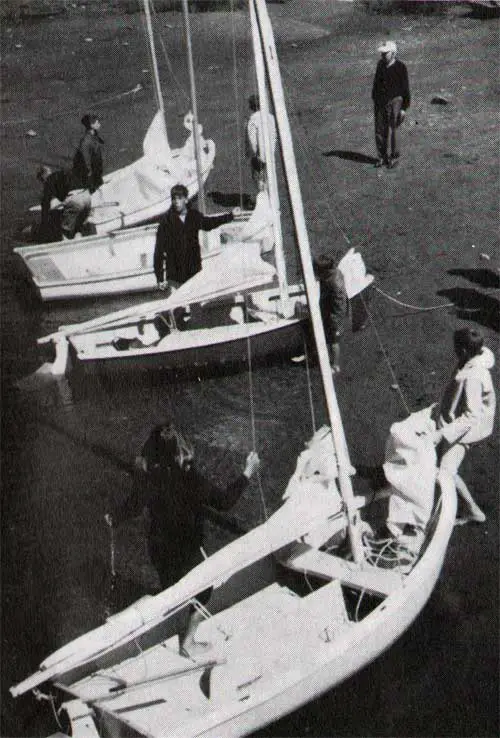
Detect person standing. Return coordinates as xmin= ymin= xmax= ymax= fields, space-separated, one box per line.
xmin=433 ymin=327 xmax=496 ymax=524
xmin=154 ymin=183 xmax=239 ymax=290
xmin=36 ymin=164 xmax=91 ymax=242
xmin=72 ymin=113 xmax=104 ymax=194
xmin=371 ymin=41 xmax=410 ymax=168
xmin=314 ymin=254 xmax=349 ymax=375
xmin=105 ymin=423 xmax=260 ymax=657
xmin=245 ymin=93 xmax=277 ymax=191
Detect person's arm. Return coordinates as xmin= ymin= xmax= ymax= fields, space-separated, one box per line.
xmin=195 ymin=451 xmax=260 ymax=512
xmin=199 ymin=210 xmax=238 ymax=232
xmin=79 ymin=136 xmax=94 ymax=192
xmin=105 ymin=471 xmax=147 ymax=528
xmin=371 ymin=62 xmax=382 ymax=102
xmin=400 ymin=63 xmax=410 ymax=110
xmin=154 ymin=220 xmax=167 ymax=287
xmin=246 ymin=115 xmax=258 ymax=157
xmin=438 ymin=378 xmax=484 ymax=445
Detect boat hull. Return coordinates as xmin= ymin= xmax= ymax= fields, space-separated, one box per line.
xmin=69 ymin=317 xmax=306 ymax=375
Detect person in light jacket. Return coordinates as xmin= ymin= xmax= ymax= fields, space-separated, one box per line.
xmin=433 ymin=327 xmax=496 ymax=524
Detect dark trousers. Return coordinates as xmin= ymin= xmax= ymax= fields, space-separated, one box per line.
xmin=374 ymin=97 xmax=403 ymax=161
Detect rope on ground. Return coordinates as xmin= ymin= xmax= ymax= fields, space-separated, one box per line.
xmin=374 ymin=286 xmax=454 ymax=312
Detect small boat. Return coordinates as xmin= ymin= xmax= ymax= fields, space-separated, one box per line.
xmin=10 ymin=2 xmax=456 ymax=736
xmin=28 ymin=0 xmax=215 ymax=237
xmin=13 ymin=204 xmax=265 ymax=302
xmin=87 ymin=109 xmax=215 ymax=235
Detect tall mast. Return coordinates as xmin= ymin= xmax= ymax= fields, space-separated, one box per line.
xmin=249 ymin=0 xmax=289 ymax=312
xmin=253 ymin=0 xmax=363 ymax=562
xmin=143 ymin=0 xmax=165 ymax=117
xmin=182 ymin=0 xmax=206 ymax=214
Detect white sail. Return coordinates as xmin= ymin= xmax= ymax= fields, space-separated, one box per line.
xmin=142 ymin=109 xmax=172 ymax=165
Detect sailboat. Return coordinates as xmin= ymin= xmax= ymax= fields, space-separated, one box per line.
xmin=86 ymin=0 xmax=216 ymax=235
xmin=18 ymin=0 xmax=216 ymax=294
xmin=10 ymin=2 xmax=457 ymax=736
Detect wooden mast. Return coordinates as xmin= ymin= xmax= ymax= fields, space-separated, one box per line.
xmin=182 ymin=0 xmax=206 ymax=214
xmin=249 ymin=0 xmax=289 ymax=313
xmin=253 ymin=0 xmax=363 ymax=562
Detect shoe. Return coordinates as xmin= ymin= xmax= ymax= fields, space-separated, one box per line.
xmin=291 ymin=354 xmax=306 ymax=364
xmin=391 ymin=151 xmax=400 ymax=160
xmin=374 ymin=158 xmax=386 ymax=168
xmin=387 ymin=158 xmax=398 ymax=169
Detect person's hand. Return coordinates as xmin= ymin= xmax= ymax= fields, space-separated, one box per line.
xmin=243 ymin=451 xmax=260 ymax=479
xmin=232 ymin=206 xmax=242 ymax=218
xmin=49 ymin=197 xmax=64 ymax=211
xmin=104 ymin=513 xmax=113 ymax=527
xmin=158 ymin=281 xmax=168 ymax=291
xmin=135 ymin=455 xmax=148 ymax=472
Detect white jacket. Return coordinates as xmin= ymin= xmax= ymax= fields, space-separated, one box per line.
xmin=246 ymin=110 xmax=277 ymax=163
xmin=438 ymin=347 xmax=496 ymax=445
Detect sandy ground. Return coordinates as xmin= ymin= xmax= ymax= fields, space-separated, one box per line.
xmin=1 ymin=1 xmax=499 ymax=736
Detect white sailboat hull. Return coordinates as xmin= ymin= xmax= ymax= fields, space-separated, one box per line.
xmin=11 ymin=469 xmax=456 ymax=738
xmin=14 ymin=224 xmax=226 ymax=302
xmin=67 ymin=292 xmax=305 ymax=374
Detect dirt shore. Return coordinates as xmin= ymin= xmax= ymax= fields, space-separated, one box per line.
xmin=1 ymin=1 xmax=498 ymax=736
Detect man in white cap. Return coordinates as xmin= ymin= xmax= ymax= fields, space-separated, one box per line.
xmin=371 ymin=40 xmax=410 ymax=168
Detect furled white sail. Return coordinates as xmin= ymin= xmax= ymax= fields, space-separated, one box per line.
xmin=142 ymin=110 xmax=172 ymax=164
xmin=157 ymin=242 xmax=276 ymax=313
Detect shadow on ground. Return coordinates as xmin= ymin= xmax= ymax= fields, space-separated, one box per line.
xmin=322 ymin=150 xmax=379 ymax=165
xmin=448 ymin=267 xmax=500 ymax=289
xmin=437 ymin=287 xmax=499 ymax=332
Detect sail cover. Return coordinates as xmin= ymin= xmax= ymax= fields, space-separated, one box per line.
xmin=155 ymin=242 xmax=276 ymax=313
xmin=142 ymin=110 xmax=172 ymax=164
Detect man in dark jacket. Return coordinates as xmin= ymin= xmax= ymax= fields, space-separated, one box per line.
xmin=36 ymin=164 xmax=91 ymax=242
xmin=154 ymin=184 xmax=239 ymax=290
xmin=72 ymin=113 xmax=104 ymax=193
xmin=371 ymin=41 xmax=411 ymax=168
xmin=105 ymin=423 xmax=260 ymax=656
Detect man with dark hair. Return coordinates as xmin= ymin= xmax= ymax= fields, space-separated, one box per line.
xmin=36 ymin=164 xmax=91 ymax=242
xmin=72 ymin=113 xmax=104 ymax=193
xmin=433 ymin=327 xmax=496 ymax=524
xmin=154 ymin=183 xmax=240 ymax=291
xmin=372 ymin=41 xmax=410 ymax=168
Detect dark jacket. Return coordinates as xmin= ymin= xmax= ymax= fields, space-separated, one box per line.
xmin=154 ymin=208 xmax=234 ymax=284
xmin=319 ymin=268 xmax=348 ymax=341
xmin=73 ymin=130 xmax=104 ymax=193
xmin=372 ymin=59 xmax=411 ymax=110
xmin=113 ymin=464 xmax=248 ymax=571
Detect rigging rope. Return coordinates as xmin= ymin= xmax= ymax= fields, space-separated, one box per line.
xmin=374 ymin=287 xmax=454 ymax=312
xmin=246 ymin=328 xmax=269 ymax=523
xmin=230 ymin=0 xmax=246 ymax=209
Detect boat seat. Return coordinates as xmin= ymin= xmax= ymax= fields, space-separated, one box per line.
xmin=280 ymin=543 xmax=404 ymax=598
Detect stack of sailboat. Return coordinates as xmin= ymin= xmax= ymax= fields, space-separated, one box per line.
xmin=19 ymin=0 xmax=215 ymax=285
xmin=10 ymin=1 xmax=457 ymax=736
